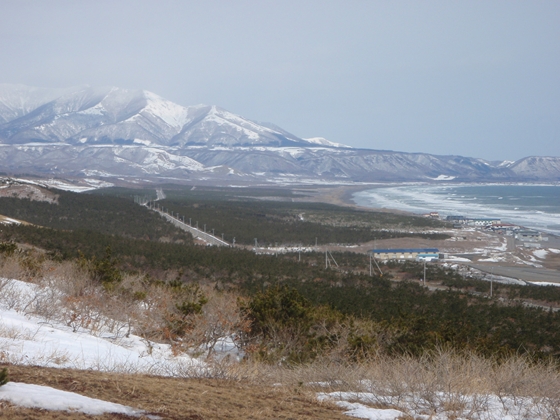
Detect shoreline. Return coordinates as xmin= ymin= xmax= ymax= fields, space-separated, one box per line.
xmin=305 ymin=184 xmax=420 ymax=216
xmin=345 ymin=183 xmax=560 ymax=235
xmin=303 ymin=183 xmax=560 ymax=278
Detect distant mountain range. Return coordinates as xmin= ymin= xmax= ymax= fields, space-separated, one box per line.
xmin=1 ymin=83 xmax=558 ymax=183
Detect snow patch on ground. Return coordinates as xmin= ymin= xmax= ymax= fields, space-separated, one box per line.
xmin=533 ymin=249 xmax=549 ymax=259
xmin=442 ymin=256 xmax=472 ymax=262
xmin=318 ymin=390 xmax=556 ymax=420
xmin=529 ymin=281 xmax=560 ymax=287
xmin=0 ymin=217 xmax=21 ymax=225
xmin=0 ymin=278 xmax=204 ymax=376
xmin=0 ymin=382 xmax=156 ymax=418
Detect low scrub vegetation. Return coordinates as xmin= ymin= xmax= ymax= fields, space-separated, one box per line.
xmin=3 ymin=240 xmax=560 ymax=364
xmin=3 ymin=254 xmax=560 ymax=418
xmin=3 ymin=185 xmax=560 ymax=418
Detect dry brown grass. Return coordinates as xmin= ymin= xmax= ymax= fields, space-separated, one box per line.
xmin=245 ymin=349 xmax=560 ymax=418
xmin=1 ymin=363 xmax=348 ymax=420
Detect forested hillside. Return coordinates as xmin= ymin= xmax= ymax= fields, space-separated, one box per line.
xmin=93 ymin=185 xmax=448 ymax=245
xmin=2 ymin=185 xmax=560 ymax=363
xmin=0 ymin=190 xmax=191 ymax=243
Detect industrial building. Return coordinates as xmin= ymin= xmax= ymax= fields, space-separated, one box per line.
xmin=515 ymin=229 xmax=542 ymax=242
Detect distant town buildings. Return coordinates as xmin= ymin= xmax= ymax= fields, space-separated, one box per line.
xmin=515 ymin=229 xmax=542 ymax=242
xmin=488 ymin=223 xmax=517 ymax=235
xmin=446 ymin=215 xmax=501 ymax=227
xmin=444 ymin=215 xmax=549 ymax=249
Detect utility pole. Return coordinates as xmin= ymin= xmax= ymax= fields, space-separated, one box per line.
xmin=369 ymin=253 xmax=373 ymax=277
xmin=315 ymin=237 xmax=318 ymax=247
xmin=423 ymin=260 xmax=426 ymax=285
xmin=329 ymin=251 xmax=339 ymax=268
xmin=254 ymin=238 xmax=258 ymax=248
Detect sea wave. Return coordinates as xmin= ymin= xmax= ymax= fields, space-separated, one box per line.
xmin=353 ymin=184 xmax=560 ymax=235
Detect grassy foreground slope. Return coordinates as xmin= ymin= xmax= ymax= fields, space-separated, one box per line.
xmin=2 ymin=365 xmax=347 ymax=420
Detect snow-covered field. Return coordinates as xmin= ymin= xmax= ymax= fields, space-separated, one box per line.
xmin=1 ymin=276 xmax=559 ymax=419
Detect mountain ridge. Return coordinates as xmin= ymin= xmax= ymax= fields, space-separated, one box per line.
xmin=0 ymin=84 xmax=558 ymax=183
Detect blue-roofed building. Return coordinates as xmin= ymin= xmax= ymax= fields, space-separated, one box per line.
xmin=369 ymin=248 xmax=440 ymax=261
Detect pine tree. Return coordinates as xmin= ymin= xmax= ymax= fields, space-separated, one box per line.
xmin=0 ymin=368 xmax=8 ymax=387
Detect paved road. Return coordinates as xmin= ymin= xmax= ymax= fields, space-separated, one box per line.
xmin=467 ymin=263 xmax=560 ymax=283
xmin=506 ymin=236 xmax=515 ymax=252
xmin=155 ymin=188 xmax=166 ymax=200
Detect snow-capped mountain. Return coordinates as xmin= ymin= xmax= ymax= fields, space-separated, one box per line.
xmin=0 ymin=84 xmax=558 ymax=183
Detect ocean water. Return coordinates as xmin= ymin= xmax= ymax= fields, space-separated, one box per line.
xmin=352 ymin=184 xmax=560 ymax=235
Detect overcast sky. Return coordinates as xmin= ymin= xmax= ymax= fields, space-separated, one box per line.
xmin=1 ymin=1 xmax=559 ymax=161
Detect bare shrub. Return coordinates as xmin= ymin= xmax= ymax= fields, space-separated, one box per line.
xmin=22 ymin=282 xmax=64 ymax=321
xmin=0 ymin=277 xmax=9 ymax=293
xmin=0 ymin=254 xmax=27 ymax=281
xmin=126 ymin=279 xmax=179 ymax=344
xmin=0 ymin=279 xmax=24 ymax=310
xmin=247 ymin=348 xmax=560 ymax=418
xmin=181 ymin=287 xmax=250 ymax=359
xmin=40 ymin=260 xmax=95 ymax=298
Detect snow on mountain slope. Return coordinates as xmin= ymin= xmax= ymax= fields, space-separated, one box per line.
xmin=509 ymin=156 xmax=560 ymax=179
xmin=142 ymin=91 xmax=192 ymax=130
xmin=170 ymin=105 xmax=306 ymax=148
xmin=0 ymin=83 xmax=559 ymax=183
xmin=0 ymin=85 xmax=304 ymax=149
xmin=303 ymin=137 xmax=351 ymax=148
xmin=0 ymin=143 xmax=208 ymax=178
xmin=0 ymin=84 xmax=76 ymax=125
xmin=498 ymin=160 xmax=515 ymax=168
xmin=0 ymin=86 xmax=193 ymax=145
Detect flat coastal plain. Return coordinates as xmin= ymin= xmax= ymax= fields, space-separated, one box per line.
xmin=304 ymin=185 xmax=560 ymax=283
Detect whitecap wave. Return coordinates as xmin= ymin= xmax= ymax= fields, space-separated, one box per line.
xmin=353 ymin=184 xmax=560 ymax=235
